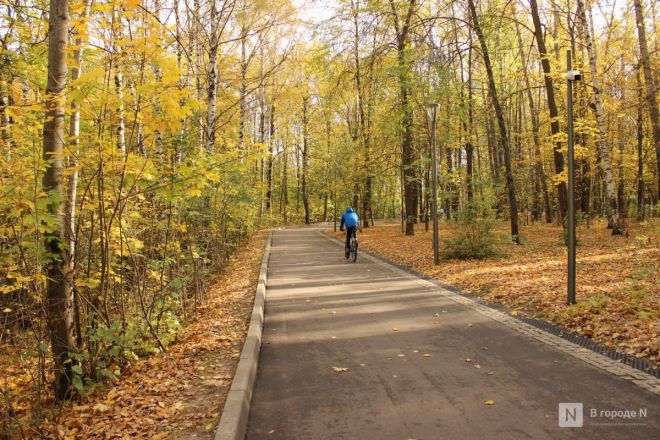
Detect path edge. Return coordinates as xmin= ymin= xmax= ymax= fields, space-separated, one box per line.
xmin=214 ymin=232 xmax=272 ymax=440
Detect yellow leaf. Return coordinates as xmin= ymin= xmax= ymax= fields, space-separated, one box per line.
xmin=93 ymin=402 xmax=111 ymax=412
xmin=485 ymin=400 xmax=495 ymax=405
xmin=2 ymin=308 xmax=11 ymax=313
xmin=105 ymin=387 xmax=120 ymax=402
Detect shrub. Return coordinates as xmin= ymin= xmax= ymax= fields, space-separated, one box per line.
xmin=441 ymin=219 xmax=502 ymax=260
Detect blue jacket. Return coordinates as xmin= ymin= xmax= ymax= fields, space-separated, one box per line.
xmin=341 ymin=208 xmax=359 ymax=229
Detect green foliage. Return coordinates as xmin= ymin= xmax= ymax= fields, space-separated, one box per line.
xmin=617 ymin=265 xmax=657 ymax=317
xmin=441 ymin=218 xmax=503 ymax=260
xmin=566 ymin=294 xmax=610 ymax=316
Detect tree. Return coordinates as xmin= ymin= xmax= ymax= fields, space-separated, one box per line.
xmin=528 ymin=0 xmax=567 ymax=222
xmin=633 ymin=0 xmax=660 ymax=199
xmin=388 ymin=0 xmax=418 ymax=236
xmin=42 ymin=0 xmax=76 ymax=400
xmin=467 ymin=0 xmax=520 ymax=243
xmin=577 ymin=0 xmax=621 ymax=234
xmin=515 ymin=21 xmax=552 ymax=223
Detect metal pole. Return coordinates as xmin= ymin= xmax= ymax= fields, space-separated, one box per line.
xmin=566 ymin=50 xmax=576 ymax=305
xmin=429 ymin=103 xmax=440 ymax=265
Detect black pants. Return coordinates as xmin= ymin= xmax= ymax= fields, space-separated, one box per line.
xmin=345 ymin=227 xmax=357 ymax=250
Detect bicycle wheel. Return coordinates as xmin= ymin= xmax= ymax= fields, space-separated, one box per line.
xmin=350 ymin=237 xmax=358 ymax=262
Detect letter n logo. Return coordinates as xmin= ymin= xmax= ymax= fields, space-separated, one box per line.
xmin=558 ymin=403 xmax=583 ymax=427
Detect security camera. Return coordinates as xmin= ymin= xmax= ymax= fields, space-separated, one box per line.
xmin=566 ymin=70 xmax=582 ymax=81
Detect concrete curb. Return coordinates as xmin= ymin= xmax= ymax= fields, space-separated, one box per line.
xmin=214 ymin=233 xmax=272 ymax=440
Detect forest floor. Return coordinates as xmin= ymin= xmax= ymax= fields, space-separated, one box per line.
xmin=15 ymin=231 xmax=268 ymax=439
xmin=331 ymin=218 xmax=659 ymax=368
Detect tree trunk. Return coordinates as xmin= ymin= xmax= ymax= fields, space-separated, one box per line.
xmin=577 ymin=0 xmax=621 ymax=234
xmin=266 ymin=105 xmax=275 ymax=212
xmin=389 ymin=0 xmax=417 ymax=235
xmin=636 ymin=65 xmax=645 ymax=220
xmin=113 ymin=6 xmax=126 ymax=155
xmin=238 ymin=21 xmax=249 ymax=156
xmin=351 ymin=0 xmax=373 ymax=228
xmin=468 ymin=0 xmax=520 ymax=242
xmin=529 ymin=0 xmax=567 ymax=222
xmin=302 ymin=96 xmax=310 ymax=224
xmin=465 ymin=36 xmax=475 ymax=207
xmin=633 ymin=0 xmax=660 ymax=199
xmin=515 ymin=23 xmax=551 ymax=222
xmin=43 ymin=0 xmax=76 ymax=400
xmin=66 ymin=0 xmax=91 ymax=349
xmin=0 ymin=74 xmax=10 ymax=156
xmin=282 ymin=137 xmax=289 ymax=223
xmin=194 ymin=0 xmax=204 ymax=151
xmin=206 ymin=2 xmax=218 ymax=152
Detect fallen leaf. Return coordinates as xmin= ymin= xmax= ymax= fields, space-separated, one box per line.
xmin=93 ymin=403 xmax=111 ymax=412
xmin=392 ymin=327 xmax=400 ymax=331
xmin=465 ymin=358 xmax=472 ymax=362
xmin=423 ymin=353 xmax=432 ymax=357
xmin=485 ymin=400 xmax=495 ymax=405
xmin=332 ymin=367 xmax=349 ymax=372
xmin=474 ymin=364 xmax=481 ymax=369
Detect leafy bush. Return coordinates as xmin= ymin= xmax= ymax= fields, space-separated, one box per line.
xmin=441 ymin=219 xmax=502 ymax=260
xmin=566 ymin=294 xmax=610 ymax=316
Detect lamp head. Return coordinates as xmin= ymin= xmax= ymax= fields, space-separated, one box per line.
xmin=566 ymin=70 xmax=581 ymax=81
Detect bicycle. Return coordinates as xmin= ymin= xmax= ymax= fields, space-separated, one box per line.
xmin=346 ymin=228 xmax=358 ymax=262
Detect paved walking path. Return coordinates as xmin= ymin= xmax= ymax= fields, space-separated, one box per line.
xmin=246 ymin=227 xmax=659 ymax=439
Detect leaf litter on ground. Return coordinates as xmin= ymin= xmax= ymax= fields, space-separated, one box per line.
xmin=39 ymin=231 xmax=270 ymax=439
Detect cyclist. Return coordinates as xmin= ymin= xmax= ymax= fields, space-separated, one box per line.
xmin=339 ymin=207 xmax=360 ymax=258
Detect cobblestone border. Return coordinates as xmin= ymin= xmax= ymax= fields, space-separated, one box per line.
xmin=321 ymin=231 xmax=660 ymax=397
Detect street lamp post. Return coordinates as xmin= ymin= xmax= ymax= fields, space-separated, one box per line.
xmin=566 ymin=50 xmax=581 ymax=305
xmin=427 ymin=102 xmax=440 ymax=265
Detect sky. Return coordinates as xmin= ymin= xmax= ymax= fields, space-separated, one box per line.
xmin=294 ymin=0 xmax=337 ymax=24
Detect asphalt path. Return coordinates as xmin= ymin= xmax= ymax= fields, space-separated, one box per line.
xmin=246 ymin=226 xmax=659 ymax=439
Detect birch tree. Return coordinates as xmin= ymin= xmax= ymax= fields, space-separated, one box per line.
xmin=42 ymin=0 xmax=76 ymax=400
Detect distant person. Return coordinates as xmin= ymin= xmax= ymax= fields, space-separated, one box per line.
xmin=340 ymin=207 xmax=360 ymax=258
